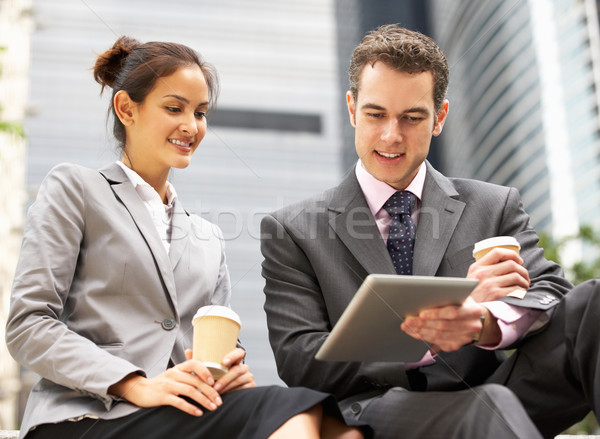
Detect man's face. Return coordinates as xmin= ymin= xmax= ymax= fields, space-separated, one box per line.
xmin=347 ymin=62 xmax=449 ymax=190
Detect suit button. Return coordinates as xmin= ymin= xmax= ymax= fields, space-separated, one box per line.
xmin=161 ymin=318 xmax=176 ymax=330
xmin=350 ymin=402 xmax=362 ymax=415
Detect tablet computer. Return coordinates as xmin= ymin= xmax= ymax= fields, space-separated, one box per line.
xmin=315 ymin=274 xmax=478 ymax=362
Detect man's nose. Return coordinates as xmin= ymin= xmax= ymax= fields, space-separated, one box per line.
xmin=381 ymin=118 xmax=402 ymax=143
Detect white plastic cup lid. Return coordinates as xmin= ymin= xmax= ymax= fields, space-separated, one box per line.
xmin=192 ymin=305 xmax=241 ymax=327
xmin=473 ymin=236 xmax=521 ymax=256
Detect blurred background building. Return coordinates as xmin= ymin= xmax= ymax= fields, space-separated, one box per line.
xmin=429 ymin=0 xmax=600 ymax=249
xmin=0 ymin=0 xmax=32 ymax=429
xmin=2 ymin=0 xmax=600 ymax=429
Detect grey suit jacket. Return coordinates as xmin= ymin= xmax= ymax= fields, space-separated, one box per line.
xmin=261 ymin=161 xmax=572 ymax=404
xmin=6 ymin=162 xmax=231 ymax=437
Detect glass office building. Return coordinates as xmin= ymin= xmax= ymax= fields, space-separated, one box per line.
xmin=429 ymin=0 xmax=600 ymax=242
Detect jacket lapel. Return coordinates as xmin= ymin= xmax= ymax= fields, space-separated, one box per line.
xmin=329 ymin=172 xmax=396 ymax=275
xmin=99 ymin=163 xmax=179 ymax=313
xmin=169 ymin=198 xmax=190 ymax=270
xmin=413 ymin=162 xmax=465 ymax=276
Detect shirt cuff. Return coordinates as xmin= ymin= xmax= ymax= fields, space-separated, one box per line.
xmin=478 ymin=301 xmax=542 ymax=349
xmin=405 ymin=349 xmax=437 ymax=370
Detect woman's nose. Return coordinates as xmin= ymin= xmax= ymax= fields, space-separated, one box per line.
xmin=181 ymin=113 xmax=199 ymax=135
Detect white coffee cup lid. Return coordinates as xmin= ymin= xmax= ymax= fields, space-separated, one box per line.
xmin=473 ymin=236 xmax=521 ymax=255
xmin=192 ymin=305 xmax=241 ymax=327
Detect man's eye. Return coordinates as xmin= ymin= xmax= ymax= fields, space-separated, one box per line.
xmin=367 ymin=113 xmax=383 ymax=118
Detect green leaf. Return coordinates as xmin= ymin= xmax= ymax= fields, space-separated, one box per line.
xmin=537 ymin=232 xmax=561 ymax=264
xmin=0 ymin=121 xmax=25 ymax=138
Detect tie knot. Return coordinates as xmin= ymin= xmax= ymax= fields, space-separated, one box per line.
xmin=383 ymin=191 xmax=416 ymax=216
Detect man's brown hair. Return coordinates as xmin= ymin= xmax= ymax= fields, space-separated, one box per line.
xmin=349 ymin=24 xmax=449 ymax=112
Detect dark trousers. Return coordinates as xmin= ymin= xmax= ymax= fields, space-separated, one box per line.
xmin=342 ymin=280 xmax=600 ymax=439
xmin=488 ymin=278 xmax=600 ymax=438
xmin=343 ymin=383 xmax=542 ymax=439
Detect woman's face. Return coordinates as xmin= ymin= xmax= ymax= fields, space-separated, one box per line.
xmin=122 ymin=65 xmax=210 ymax=174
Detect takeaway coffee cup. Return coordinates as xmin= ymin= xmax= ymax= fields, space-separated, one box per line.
xmin=192 ymin=305 xmax=241 ymax=380
xmin=473 ymin=236 xmax=521 ymax=261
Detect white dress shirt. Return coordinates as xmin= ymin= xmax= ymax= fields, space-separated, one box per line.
xmin=116 ymin=161 xmax=176 ymax=254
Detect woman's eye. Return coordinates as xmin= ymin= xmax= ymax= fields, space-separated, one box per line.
xmin=166 ymin=106 xmax=181 ymax=113
xmin=195 ymin=111 xmax=206 ymax=119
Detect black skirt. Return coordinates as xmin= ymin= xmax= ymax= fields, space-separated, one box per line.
xmin=27 ymin=386 xmax=348 ymax=439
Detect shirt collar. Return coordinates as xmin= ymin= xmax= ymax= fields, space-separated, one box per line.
xmin=116 ymin=160 xmax=177 ymax=207
xmin=355 ymin=159 xmax=426 ymax=217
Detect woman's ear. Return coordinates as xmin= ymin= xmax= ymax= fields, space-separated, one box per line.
xmin=114 ymin=90 xmax=135 ymax=126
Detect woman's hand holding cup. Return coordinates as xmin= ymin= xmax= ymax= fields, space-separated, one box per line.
xmin=190 ymin=305 xmax=255 ymax=394
xmin=108 ymin=356 xmax=222 ymax=417
xmin=185 ymin=347 xmax=256 ymax=394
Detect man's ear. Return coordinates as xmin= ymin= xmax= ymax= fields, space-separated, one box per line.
xmin=346 ymin=91 xmax=357 ymax=128
xmin=114 ymin=90 xmax=136 ymax=126
xmin=432 ymin=99 xmax=449 ymax=136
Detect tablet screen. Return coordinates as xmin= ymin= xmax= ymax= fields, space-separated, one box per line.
xmin=315 ymin=274 xmax=478 ymax=362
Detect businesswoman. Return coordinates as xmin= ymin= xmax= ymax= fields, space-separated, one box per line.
xmin=6 ymin=36 xmax=364 ymax=439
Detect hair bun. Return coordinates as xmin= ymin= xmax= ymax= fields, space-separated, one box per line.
xmin=93 ymin=36 xmax=141 ymax=93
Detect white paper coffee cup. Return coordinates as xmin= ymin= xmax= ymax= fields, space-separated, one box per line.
xmin=192 ymin=305 xmax=241 ymax=379
xmin=473 ymin=236 xmax=521 ymax=261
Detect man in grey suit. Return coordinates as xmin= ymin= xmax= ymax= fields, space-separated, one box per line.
xmin=261 ymin=24 xmax=600 ymax=438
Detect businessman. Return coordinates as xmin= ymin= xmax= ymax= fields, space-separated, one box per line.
xmin=261 ymin=24 xmax=600 ymax=438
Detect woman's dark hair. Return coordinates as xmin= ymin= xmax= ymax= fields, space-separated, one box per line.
xmin=93 ymin=36 xmax=219 ymax=149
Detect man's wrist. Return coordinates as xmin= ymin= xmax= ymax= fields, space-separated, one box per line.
xmin=474 ymin=307 xmax=501 ymax=346
xmin=471 ymin=313 xmax=486 ymax=343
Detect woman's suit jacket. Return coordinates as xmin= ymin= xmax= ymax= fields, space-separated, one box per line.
xmin=6 ymin=162 xmax=231 ymax=437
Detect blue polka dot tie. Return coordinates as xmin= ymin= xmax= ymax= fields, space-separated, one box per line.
xmin=383 ymin=191 xmax=417 ymax=275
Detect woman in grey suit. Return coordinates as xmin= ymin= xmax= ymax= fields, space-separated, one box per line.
xmin=6 ymin=36 xmax=365 ymax=439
